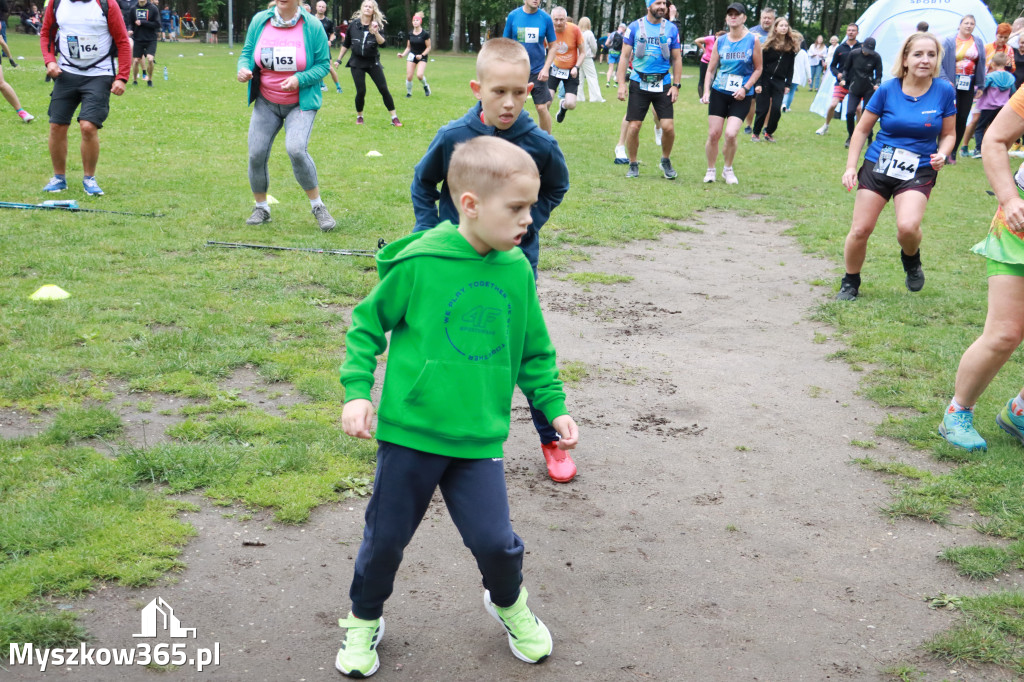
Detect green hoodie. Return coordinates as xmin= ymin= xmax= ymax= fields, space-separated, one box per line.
xmin=339 ymin=222 xmax=568 ymax=459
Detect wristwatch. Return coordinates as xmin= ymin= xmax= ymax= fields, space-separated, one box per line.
xmin=671 ymin=82 xmax=681 ymax=89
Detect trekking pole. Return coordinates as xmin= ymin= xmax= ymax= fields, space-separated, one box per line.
xmin=0 ymin=200 xmax=164 ymax=218
xmin=206 ymin=238 xmax=386 ymax=257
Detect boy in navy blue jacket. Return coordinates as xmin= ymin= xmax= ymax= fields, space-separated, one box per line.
xmin=410 ymin=37 xmax=576 ymax=484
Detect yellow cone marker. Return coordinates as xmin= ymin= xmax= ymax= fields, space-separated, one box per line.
xmin=265 ymin=195 xmax=280 ymax=204
xmin=30 ymin=285 xmax=70 ymax=300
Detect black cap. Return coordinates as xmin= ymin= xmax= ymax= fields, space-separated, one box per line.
xmin=725 ymin=2 xmax=746 ymax=14
xmin=863 ymin=37 xmax=876 ymax=51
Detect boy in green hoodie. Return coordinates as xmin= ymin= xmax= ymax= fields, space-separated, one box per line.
xmin=335 ymin=136 xmax=579 ymax=679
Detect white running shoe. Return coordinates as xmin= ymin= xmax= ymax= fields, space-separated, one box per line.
xmin=614 ymin=144 xmax=628 ymax=164
xmin=815 ymin=123 xmax=829 ymax=135
xmin=703 ymin=168 xmax=716 ymax=183
xmin=654 ymin=126 xmax=663 ymax=146
xmin=723 ymin=167 xmax=739 ymax=185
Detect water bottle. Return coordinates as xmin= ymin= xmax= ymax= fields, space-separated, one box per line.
xmin=163 ymin=66 xmax=168 ymax=80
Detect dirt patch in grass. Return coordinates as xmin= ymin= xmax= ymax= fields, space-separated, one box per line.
xmin=9 ymin=212 xmax=1015 ymax=681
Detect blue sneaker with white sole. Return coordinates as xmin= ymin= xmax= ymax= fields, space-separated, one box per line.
xmin=43 ymin=175 xmax=67 ymax=192
xmin=938 ymin=410 xmax=987 ymax=452
xmin=82 ymin=176 xmax=104 ymax=196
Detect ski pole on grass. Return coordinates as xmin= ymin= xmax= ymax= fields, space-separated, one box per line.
xmin=0 ymin=200 xmax=164 ymax=218
xmin=206 ymin=239 xmax=386 ymax=257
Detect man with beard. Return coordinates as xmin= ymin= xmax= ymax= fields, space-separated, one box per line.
xmin=314 ymin=0 xmax=342 ymax=93
xmin=616 ymin=0 xmax=681 ymax=179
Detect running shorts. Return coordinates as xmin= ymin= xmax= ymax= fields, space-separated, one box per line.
xmin=133 ymin=39 xmax=157 ymax=58
xmin=832 ymin=83 xmax=849 ymax=100
xmin=626 ymin=79 xmax=673 ymax=122
xmin=549 ymin=72 xmax=579 ymax=96
xmin=529 ymin=71 xmax=553 ymax=105
xmin=608 ymin=50 xmax=620 ymax=64
xmin=48 ymin=72 xmax=114 ymax=127
xmin=857 ymin=160 xmax=937 ymax=201
xmin=707 ymin=86 xmax=752 ymax=119
xmin=987 ymin=260 xmax=1024 ymax=277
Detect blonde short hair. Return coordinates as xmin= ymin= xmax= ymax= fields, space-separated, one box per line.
xmin=448 ymin=137 xmax=539 ymax=201
xmin=891 ymin=32 xmax=942 ymax=78
xmin=476 ymin=37 xmax=531 ymax=80
xmin=578 ymin=16 xmax=591 ymax=31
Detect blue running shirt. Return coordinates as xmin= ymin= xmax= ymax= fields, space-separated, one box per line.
xmin=864 ymin=78 xmax=956 ymax=164
xmin=623 ymin=17 xmax=680 ymax=86
xmin=503 ymin=7 xmax=556 ymax=75
xmin=712 ymin=32 xmax=756 ymax=94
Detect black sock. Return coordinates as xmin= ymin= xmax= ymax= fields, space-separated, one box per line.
xmin=842 ymin=273 xmax=861 ymax=289
xmin=901 ymin=249 xmax=921 ymax=271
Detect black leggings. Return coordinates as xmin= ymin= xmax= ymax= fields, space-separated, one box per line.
xmin=846 ymin=85 xmax=874 ymax=138
xmin=752 ymin=77 xmax=785 ymax=136
xmin=953 ymin=86 xmax=974 ymax=158
xmin=351 ymin=63 xmax=395 ymax=113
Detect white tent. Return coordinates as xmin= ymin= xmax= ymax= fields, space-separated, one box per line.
xmin=809 ymin=0 xmax=998 ymax=118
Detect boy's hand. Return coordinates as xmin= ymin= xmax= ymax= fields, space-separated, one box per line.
xmin=342 ymin=399 xmax=375 ymax=439
xmin=552 ymin=415 xmax=579 ymax=450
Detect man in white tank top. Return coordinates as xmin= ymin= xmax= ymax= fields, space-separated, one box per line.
xmin=39 ymin=0 xmax=131 ymax=196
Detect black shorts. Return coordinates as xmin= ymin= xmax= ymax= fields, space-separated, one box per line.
xmin=857 ymin=159 xmax=937 ymax=200
xmin=48 ymin=72 xmax=114 ymax=128
xmin=549 ymin=72 xmax=579 ymax=96
xmin=707 ymin=87 xmax=752 ymax=119
xmin=529 ymin=71 xmax=553 ymax=105
xmin=133 ymin=39 xmax=156 ymax=58
xmin=625 ymin=79 xmax=673 ymax=122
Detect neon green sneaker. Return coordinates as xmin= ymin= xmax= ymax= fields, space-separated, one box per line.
xmin=997 ymin=399 xmax=1024 ymax=446
xmin=483 ymin=588 xmax=552 ymax=664
xmin=335 ymin=614 xmax=384 ymax=678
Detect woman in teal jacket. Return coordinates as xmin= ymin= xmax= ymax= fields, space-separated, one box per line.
xmin=236 ymin=0 xmax=335 ymax=231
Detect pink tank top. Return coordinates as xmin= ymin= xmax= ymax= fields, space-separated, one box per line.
xmin=256 ymin=21 xmax=307 ymax=104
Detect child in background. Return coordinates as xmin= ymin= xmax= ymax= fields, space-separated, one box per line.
xmin=969 ymin=51 xmax=1017 ymax=158
xmin=335 ymin=135 xmax=579 ymax=678
xmin=410 ymin=37 xmax=577 ymax=484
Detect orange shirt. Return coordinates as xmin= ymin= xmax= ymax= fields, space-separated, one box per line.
xmin=1010 ymin=84 xmax=1024 ymax=119
xmin=986 ymin=41 xmax=1016 ymax=73
xmin=552 ymin=22 xmax=583 ymax=70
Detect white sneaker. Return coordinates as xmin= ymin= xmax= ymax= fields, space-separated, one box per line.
xmin=815 ymin=124 xmax=829 ymax=135
xmin=614 ymin=144 xmax=628 ymax=164
xmin=654 ymin=126 xmax=663 ymax=146
xmin=723 ymin=167 xmax=739 ymax=185
xmin=703 ymin=168 xmax=716 ymax=183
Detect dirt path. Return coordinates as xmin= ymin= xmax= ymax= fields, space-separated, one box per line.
xmin=9 ymin=212 xmax=1008 ymax=681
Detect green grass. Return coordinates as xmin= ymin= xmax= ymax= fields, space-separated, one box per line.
xmin=0 ymin=31 xmax=1021 ymax=672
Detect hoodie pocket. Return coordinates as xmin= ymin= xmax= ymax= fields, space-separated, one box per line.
xmin=401 ymin=359 xmax=513 ymax=441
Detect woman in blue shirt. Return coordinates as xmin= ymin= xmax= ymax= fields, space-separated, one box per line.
xmin=835 ymin=32 xmax=955 ymax=301
xmin=700 ymin=1 xmax=762 ymax=185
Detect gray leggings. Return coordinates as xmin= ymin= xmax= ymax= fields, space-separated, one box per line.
xmin=247 ymin=95 xmax=319 ymax=194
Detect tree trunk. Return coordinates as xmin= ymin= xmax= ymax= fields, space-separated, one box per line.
xmin=403 ymin=0 xmax=411 ymax=32
xmin=468 ymin=12 xmax=480 ymax=50
xmin=571 ymin=0 xmax=580 ymax=20
xmin=429 ymin=0 xmax=437 ymax=47
xmin=451 ymin=0 xmax=461 ymax=51
xmin=437 ymin=0 xmax=450 ymax=50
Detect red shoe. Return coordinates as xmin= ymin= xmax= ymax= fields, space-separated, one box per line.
xmin=391 ymin=116 xmax=402 ymax=127
xmin=356 ymin=115 xmax=364 ymax=125
xmin=541 ymin=441 xmax=576 ymax=483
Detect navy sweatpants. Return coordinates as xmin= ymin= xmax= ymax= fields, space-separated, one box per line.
xmin=349 ymin=441 xmax=525 ymax=620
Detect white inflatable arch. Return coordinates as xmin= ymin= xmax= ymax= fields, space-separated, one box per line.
xmin=809 ymin=0 xmax=998 ymax=117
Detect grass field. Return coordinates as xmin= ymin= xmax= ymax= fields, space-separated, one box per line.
xmin=2 ymin=30 xmax=1024 ymax=673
